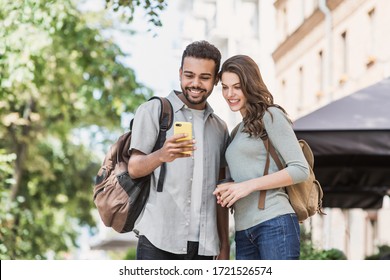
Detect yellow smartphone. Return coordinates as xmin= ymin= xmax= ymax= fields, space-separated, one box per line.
xmin=174 ymin=122 xmax=193 ymax=154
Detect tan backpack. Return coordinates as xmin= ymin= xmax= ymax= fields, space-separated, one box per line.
xmin=263 ymin=137 xmax=326 ymax=222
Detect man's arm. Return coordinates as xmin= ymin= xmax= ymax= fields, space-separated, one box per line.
xmin=128 ymin=134 xmax=195 ymax=178
xmin=128 ymin=99 xmax=193 ymax=178
xmin=216 ymin=203 xmax=230 ymax=260
xmin=216 ymin=167 xmax=230 ymax=260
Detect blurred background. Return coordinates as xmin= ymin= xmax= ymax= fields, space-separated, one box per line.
xmin=1 ymin=0 xmax=389 ymax=260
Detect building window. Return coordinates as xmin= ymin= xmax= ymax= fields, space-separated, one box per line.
xmin=317 ymin=50 xmax=324 ymax=99
xmin=313 ymin=0 xmax=319 ymax=10
xmin=367 ymin=8 xmax=376 ymax=67
xmin=340 ymin=31 xmax=348 ymax=84
xmin=301 ymin=0 xmax=306 ymax=22
xmin=282 ymin=6 xmax=288 ymax=39
xmin=298 ymin=66 xmax=304 ymax=111
xmin=281 ymin=79 xmax=286 ymax=101
xmin=239 ymin=0 xmax=259 ymax=38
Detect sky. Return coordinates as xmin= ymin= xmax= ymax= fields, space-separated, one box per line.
xmin=113 ymin=2 xmax=182 ymax=97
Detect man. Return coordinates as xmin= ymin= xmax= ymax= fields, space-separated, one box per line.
xmin=128 ymin=40 xmax=230 ymax=260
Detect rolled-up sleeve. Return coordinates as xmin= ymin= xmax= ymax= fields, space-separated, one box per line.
xmin=264 ymin=107 xmax=310 ymax=184
xmin=130 ymin=99 xmax=161 ymax=154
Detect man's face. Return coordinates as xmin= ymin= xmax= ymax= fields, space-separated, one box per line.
xmin=179 ymin=56 xmax=217 ymax=110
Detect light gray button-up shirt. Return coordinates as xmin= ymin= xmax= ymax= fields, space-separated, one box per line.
xmin=130 ymin=91 xmax=229 ymax=256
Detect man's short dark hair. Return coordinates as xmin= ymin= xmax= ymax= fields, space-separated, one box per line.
xmin=181 ymin=40 xmax=221 ymax=76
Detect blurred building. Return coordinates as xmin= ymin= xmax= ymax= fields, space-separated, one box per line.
xmin=273 ymin=0 xmax=390 ymax=119
xmin=272 ymin=0 xmax=390 ymax=259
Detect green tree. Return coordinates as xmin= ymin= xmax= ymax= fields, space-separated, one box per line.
xmin=299 ymin=225 xmax=347 ymax=260
xmin=105 ymin=0 xmax=167 ymax=28
xmin=0 ymin=0 xmax=154 ymax=259
xmin=365 ymin=245 xmax=390 ymax=260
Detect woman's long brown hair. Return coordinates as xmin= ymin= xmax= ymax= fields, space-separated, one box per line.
xmin=219 ymin=55 xmax=288 ymax=138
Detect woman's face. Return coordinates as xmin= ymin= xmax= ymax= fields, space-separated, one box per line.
xmin=221 ymin=71 xmax=247 ymax=116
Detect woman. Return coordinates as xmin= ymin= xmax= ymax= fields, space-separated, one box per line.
xmin=213 ymin=55 xmax=309 ymax=260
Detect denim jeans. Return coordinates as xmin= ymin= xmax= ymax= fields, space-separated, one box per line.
xmin=235 ymin=213 xmax=300 ymax=260
xmin=136 ymin=235 xmax=214 ymax=260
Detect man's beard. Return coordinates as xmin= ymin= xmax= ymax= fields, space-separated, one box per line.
xmin=181 ymin=86 xmax=211 ymax=105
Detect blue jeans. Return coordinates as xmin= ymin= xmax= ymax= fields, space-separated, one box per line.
xmin=235 ymin=213 xmax=300 ymax=260
xmin=136 ymin=235 xmax=213 ymax=260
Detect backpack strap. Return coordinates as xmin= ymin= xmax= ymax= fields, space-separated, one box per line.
xmin=259 ymin=136 xmax=284 ymax=209
xmin=149 ymin=96 xmax=174 ymax=192
xmin=150 ymin=96 xmax=174 ymax=151
xmin=230 ymin=123 xmax=241 ymax=141
xmin=268 ymin=140 xmax=284 ymax=170
xmin=259 ymin=138 xmax=270 ymax=209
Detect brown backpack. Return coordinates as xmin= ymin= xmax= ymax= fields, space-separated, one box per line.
xmin=263 ymin=137 xmax=325 ymax=222
xmin=93 ymin=97 xmax=173 ymax=233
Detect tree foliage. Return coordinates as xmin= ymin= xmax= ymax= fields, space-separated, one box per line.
xmin=105 ymin=0 xmax=167 ymax=29
xmin=0 ymin=0 xmax=153 ymax=259
xmin=299 ymin=225 xmax=347 ymax=260
xmin=365 ymin=245 xmax=390 ymax=260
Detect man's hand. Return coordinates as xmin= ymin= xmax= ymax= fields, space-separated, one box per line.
xmin=215 ymin=244 xmax=230 ymax=260
xmin=128 ymin=134 xmax=196 ymax=178
xmin=158 ymin=133 xmax=196 ymax=162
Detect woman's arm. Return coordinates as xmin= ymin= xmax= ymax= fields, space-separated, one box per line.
xmin=215 ymin=168 xmax=293 ymax=208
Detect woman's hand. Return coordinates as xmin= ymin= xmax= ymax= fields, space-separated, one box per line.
xmin=213 ymin=181 xmax=254 ymax=208
xmin=213 ymin=181 xmax=233 ymax=205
